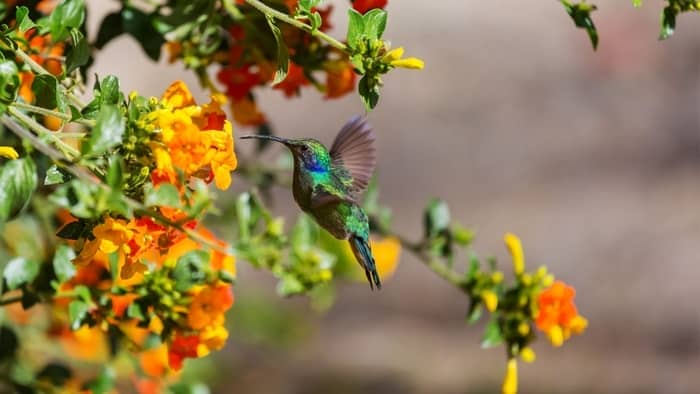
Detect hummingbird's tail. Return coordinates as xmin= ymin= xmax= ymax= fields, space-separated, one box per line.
xmin=349 ymin=235 xmax=381 ymax=290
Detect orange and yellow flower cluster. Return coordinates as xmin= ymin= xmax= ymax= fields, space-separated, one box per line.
xmin=147 ymin=81 xmax=238 ymax=190
xmin=48 ymin=81 xmax=239 ymax=378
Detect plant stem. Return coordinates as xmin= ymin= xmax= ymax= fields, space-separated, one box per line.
xmin=243 ymin=0 xmax=348 ymax=52
xmin=11 ymin=101 xmax=71 ymax=121
xmin=8 ymin=105 xmax=80 ymax=159
xmin=0 ymin=295 xmax=22 ymax=306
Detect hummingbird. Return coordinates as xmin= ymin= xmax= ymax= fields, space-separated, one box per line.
xmin=241 ymin=116 xmax=381 ymax=289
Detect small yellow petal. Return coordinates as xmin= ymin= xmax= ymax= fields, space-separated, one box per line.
xmin=382 ymin=47 xmax=404 ymax=62
xmin=390 ymin=57 xmax=425 ymax=70
xmin=148 ymin=315 xmax=164 ymax=335
xmin=481 ymin=290 xmax=498 ymax=312
xmin=504 ymin=233 xmax=525 ymax=275
xmin=548 ymin=325 xmax=564 ymax=347
xmin=502 ymin=358 xmax=518 ymax=394
xmin=0 ymin=146 xmax=19 ymax=160
xmin=520 ymin=347 xmax=536 ymax=363
xmin=517 ymin=322 xmax=530 ymax=336
xmin=569 ymin=315 xmax=588 ymax=334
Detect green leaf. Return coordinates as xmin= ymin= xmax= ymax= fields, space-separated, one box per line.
xmin=66 ymin=28 xmax=89 ymax=74
xmin=358 ymin=75 xmax=379 ymax=110
xmin=0 ymin=157 xmax=38 ymax=222
xmin=122 ymin=7 xmax=165 ymax=61
xmin=68 ymin=300 xmax=89 ymax=330
xmin=144 ymin=183 xmax=180 ymax=207
xmin=481 ymin=318 xmax=503 ymax=348
xmin=424 ymin=198 xmax=450 ymax=238
xmin=362 ymin=9 xmax=387 ymax=40
xmin=32 ymin=74 xmax=60 ymax=109
xmin=173 ymin=250 xmax=209 ymax=291
xmin=0 ymin=60 xmax=19 ymax=105
xmin=466 ymin=301 xmax=482 ymax=324
xmin=53 ymin=245 xmax=77 ymax=282
xmin=0 ymin=326 xmax=18 ymax=361
xmin=95 ymin=12 xmax=124 ymax=49
xmin=561 ymin=0 xmax=599 ymax=49
xmin=44 ymin=165 xmax=70 ymax=185
xmin=266 ymin=15 xmax=289 ymax=85
xmin=37 ymin=363 xmax=73 ymax=386
xmin=126 ymin=303 xmax=144 ymax=320
xmin=83 ymin=367 xmax=115 ymax=393
xmin=660 ymin=5 xmax=676 ymax=40
xmin=346 ymin=9 xmax=365 ymax=48
xmin=277 ymin=275 xmax=305 ymax=297
xmin=15 ymin=6 xmax=35 ymax=32
xmin=298 ymin=0 xmax=321 ymax=12
xmin=106 ymin=156 xmax=123 ymax=190
xmin=45 ymin=0 xmax=85 ymax=42
xmin=99 ymin=76 xmax=121 ymax=105
xmin=3 ymin=257 xmax=40 ymax=290
xmin=56 ymin=219 xmax=88 ymax=240
xmin=82 ymin=104 xmax=125 ymax=155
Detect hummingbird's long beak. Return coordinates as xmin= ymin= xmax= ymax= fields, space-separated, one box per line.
xmin=240 ymin=134 xmax=290 ymax=145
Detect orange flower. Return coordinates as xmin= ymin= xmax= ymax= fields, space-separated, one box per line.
xmin=274 ymin=63 xmax=309 ymax=98
xmin=325 ymin=60 xmax=356 ymax=99
xmin=352 ymin=0 xmax=387 ymax=14
xmin=535 ymin=280 xmax=588 ymax=346
xmin=187 ymin=284 xmax=234 ymax=330
xmin=168 ymin=334 xmax=200 ymax=371
xmin=231 ymin=96 xmax=265 ymax=126
xmin=140 ymin=344 xmax=170 ymax=378
xmin=58 ymin=326 xmax=110 ymax=362
xmin=110 ymin=294 xmax=139 ymax=318
xmin=151 ymin=82 xmax=238 ymax=189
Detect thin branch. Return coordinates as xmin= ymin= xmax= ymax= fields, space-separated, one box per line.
xmin=242 ymin=0 xmax=348 ymax=52
xmin=0 ymin=295 xmax=22 ymax=306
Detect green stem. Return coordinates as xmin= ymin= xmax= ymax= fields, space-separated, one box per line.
xmin=242 ymin=0 xmax=348 ymax=52
xmin=0 ymin=295 xmax=22 ymax=306
xmin=8 ymin=106 xmax=80 ymax=159
xmin=11 ymin=101 xmax=71 ymax=121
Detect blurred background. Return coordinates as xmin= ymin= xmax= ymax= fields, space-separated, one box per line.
xmin=89 ymin=1 xmax=699 ymax=393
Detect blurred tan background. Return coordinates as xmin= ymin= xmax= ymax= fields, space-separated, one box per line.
xmin=89 ymin=1 xmax=700 ymax=393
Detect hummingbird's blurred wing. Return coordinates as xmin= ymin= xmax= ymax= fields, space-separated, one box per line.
xmin=329 ymin=115 xmax=376 ymax=195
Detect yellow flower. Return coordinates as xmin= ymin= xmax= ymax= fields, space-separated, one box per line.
xmin=481 ymin=289 xmax=498 ymax=312
xmin=504 ymin=233 xmax=524 ymax=275
xmin=383 ymin=47 xmax=425 ymax=70
xmin=535 ymin=280 xmax=588 ymax=347
xmin=73 ymin=238 xmax=101 ymax=266
xmin=93 ymin=217 xmax=133 ymax=254
xmin=197 ymin=325 xmax=229 ymax=357
xmin=0 ymin=146 xmax=19 ymax=160
xmin=372 ymin=236 xmax=401 ymax=279
xmin=502 ymin=358 xmax=518 ymax=394
xmin=161 ymin=80 xmax=195 ymax=109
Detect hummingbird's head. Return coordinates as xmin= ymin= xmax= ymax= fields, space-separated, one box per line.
xmin=240 ymin=135 xmax=331 ymax=173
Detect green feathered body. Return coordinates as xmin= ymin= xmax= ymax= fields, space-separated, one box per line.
xmin=240 ymin=116 xmax=380 ymax=289
xmin=290 ymin=139 xmax=380 ymax=289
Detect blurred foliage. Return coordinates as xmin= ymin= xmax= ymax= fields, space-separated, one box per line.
xmin=562 ymin=0 xmax=700 ymax=49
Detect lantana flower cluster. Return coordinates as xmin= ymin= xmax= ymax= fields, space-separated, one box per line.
xmin=165 ymin=0 xmax=391 ymax=128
